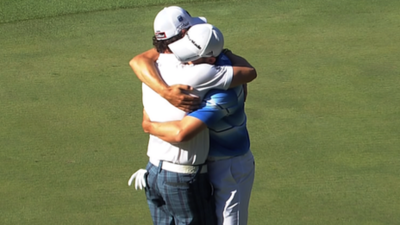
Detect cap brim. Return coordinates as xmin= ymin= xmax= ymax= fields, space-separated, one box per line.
xmin=168 ymin=35 xmax=200 ymax=63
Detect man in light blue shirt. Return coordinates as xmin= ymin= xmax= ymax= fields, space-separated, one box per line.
xmin=142 ymin=50 xmax=255 ymax=225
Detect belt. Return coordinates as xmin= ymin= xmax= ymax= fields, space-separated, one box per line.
xmin=150 ymin=158 xmax=207 ymax=174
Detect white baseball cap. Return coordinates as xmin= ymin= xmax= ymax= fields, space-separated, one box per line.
xmin=154 ymin=6 xmax=207 ymax=40
xmin=168 ymin=23 xmax=224 ymax=63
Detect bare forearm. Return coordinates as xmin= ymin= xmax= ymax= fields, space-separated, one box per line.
xmin=142 ymin=116 xmax=206 ymax=143
xmin=130 ymin=49 xmax=200 ymax=111
xmin=224 ymin=49 xmax=257 ymax=87
xmin=225 ymin=50 xmax=254 ymax=68
xmin=129 ymin=48 xmax=168 ymax=94
xmin=143 ymin=120 xmax=183 ymax=143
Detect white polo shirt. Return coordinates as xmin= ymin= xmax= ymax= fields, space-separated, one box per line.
xmin=143 ymin=53 xmax=233 ymax=165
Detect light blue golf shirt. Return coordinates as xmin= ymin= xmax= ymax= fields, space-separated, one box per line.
xmin=188 ymin=54 xmax=250 ymax=157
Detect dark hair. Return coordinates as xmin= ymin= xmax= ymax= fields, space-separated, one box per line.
xmin=152 ymin=31 xmax=184 ymax=53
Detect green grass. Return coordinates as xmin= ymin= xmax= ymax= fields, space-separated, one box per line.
xmin=1 ymin=0 xmax=400 ymax=224
xmin=0 ymin=0 xmax=225 ymax=23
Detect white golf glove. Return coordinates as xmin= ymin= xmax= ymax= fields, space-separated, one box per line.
xmin=128 ymin=169 xmax=148 ymax=190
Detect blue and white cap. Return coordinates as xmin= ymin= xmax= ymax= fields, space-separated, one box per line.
xmin=153 ymin=6 xmax=207 ymax=40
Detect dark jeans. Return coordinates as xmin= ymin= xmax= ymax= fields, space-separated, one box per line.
xmin=145 ymin=161 xmax=216 ymax=225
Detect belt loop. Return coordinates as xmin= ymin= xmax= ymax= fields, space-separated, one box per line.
xmin=158 ymin=160 xmax=163 ymax=173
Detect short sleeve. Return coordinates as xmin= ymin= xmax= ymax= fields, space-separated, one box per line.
xmin=188 ymin=89 xmax=238 ymax=126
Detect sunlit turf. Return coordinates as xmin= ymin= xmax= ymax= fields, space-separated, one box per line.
xmin=1 ymin=0 xmax=400 ymax=224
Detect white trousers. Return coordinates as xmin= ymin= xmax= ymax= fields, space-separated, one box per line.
xmin=207 ymin=150 xmax=255 ymax=225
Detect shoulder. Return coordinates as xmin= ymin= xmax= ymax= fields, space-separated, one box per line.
xmin=157 ymin=54 xmax=181 ymax=66
xmin=183 ymin=64 xmax=229 ymax=82
xmin=186 ymin=63 xmax=215 ymax=74
xmin=184 ymin=63 xmax=231 ymax=75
